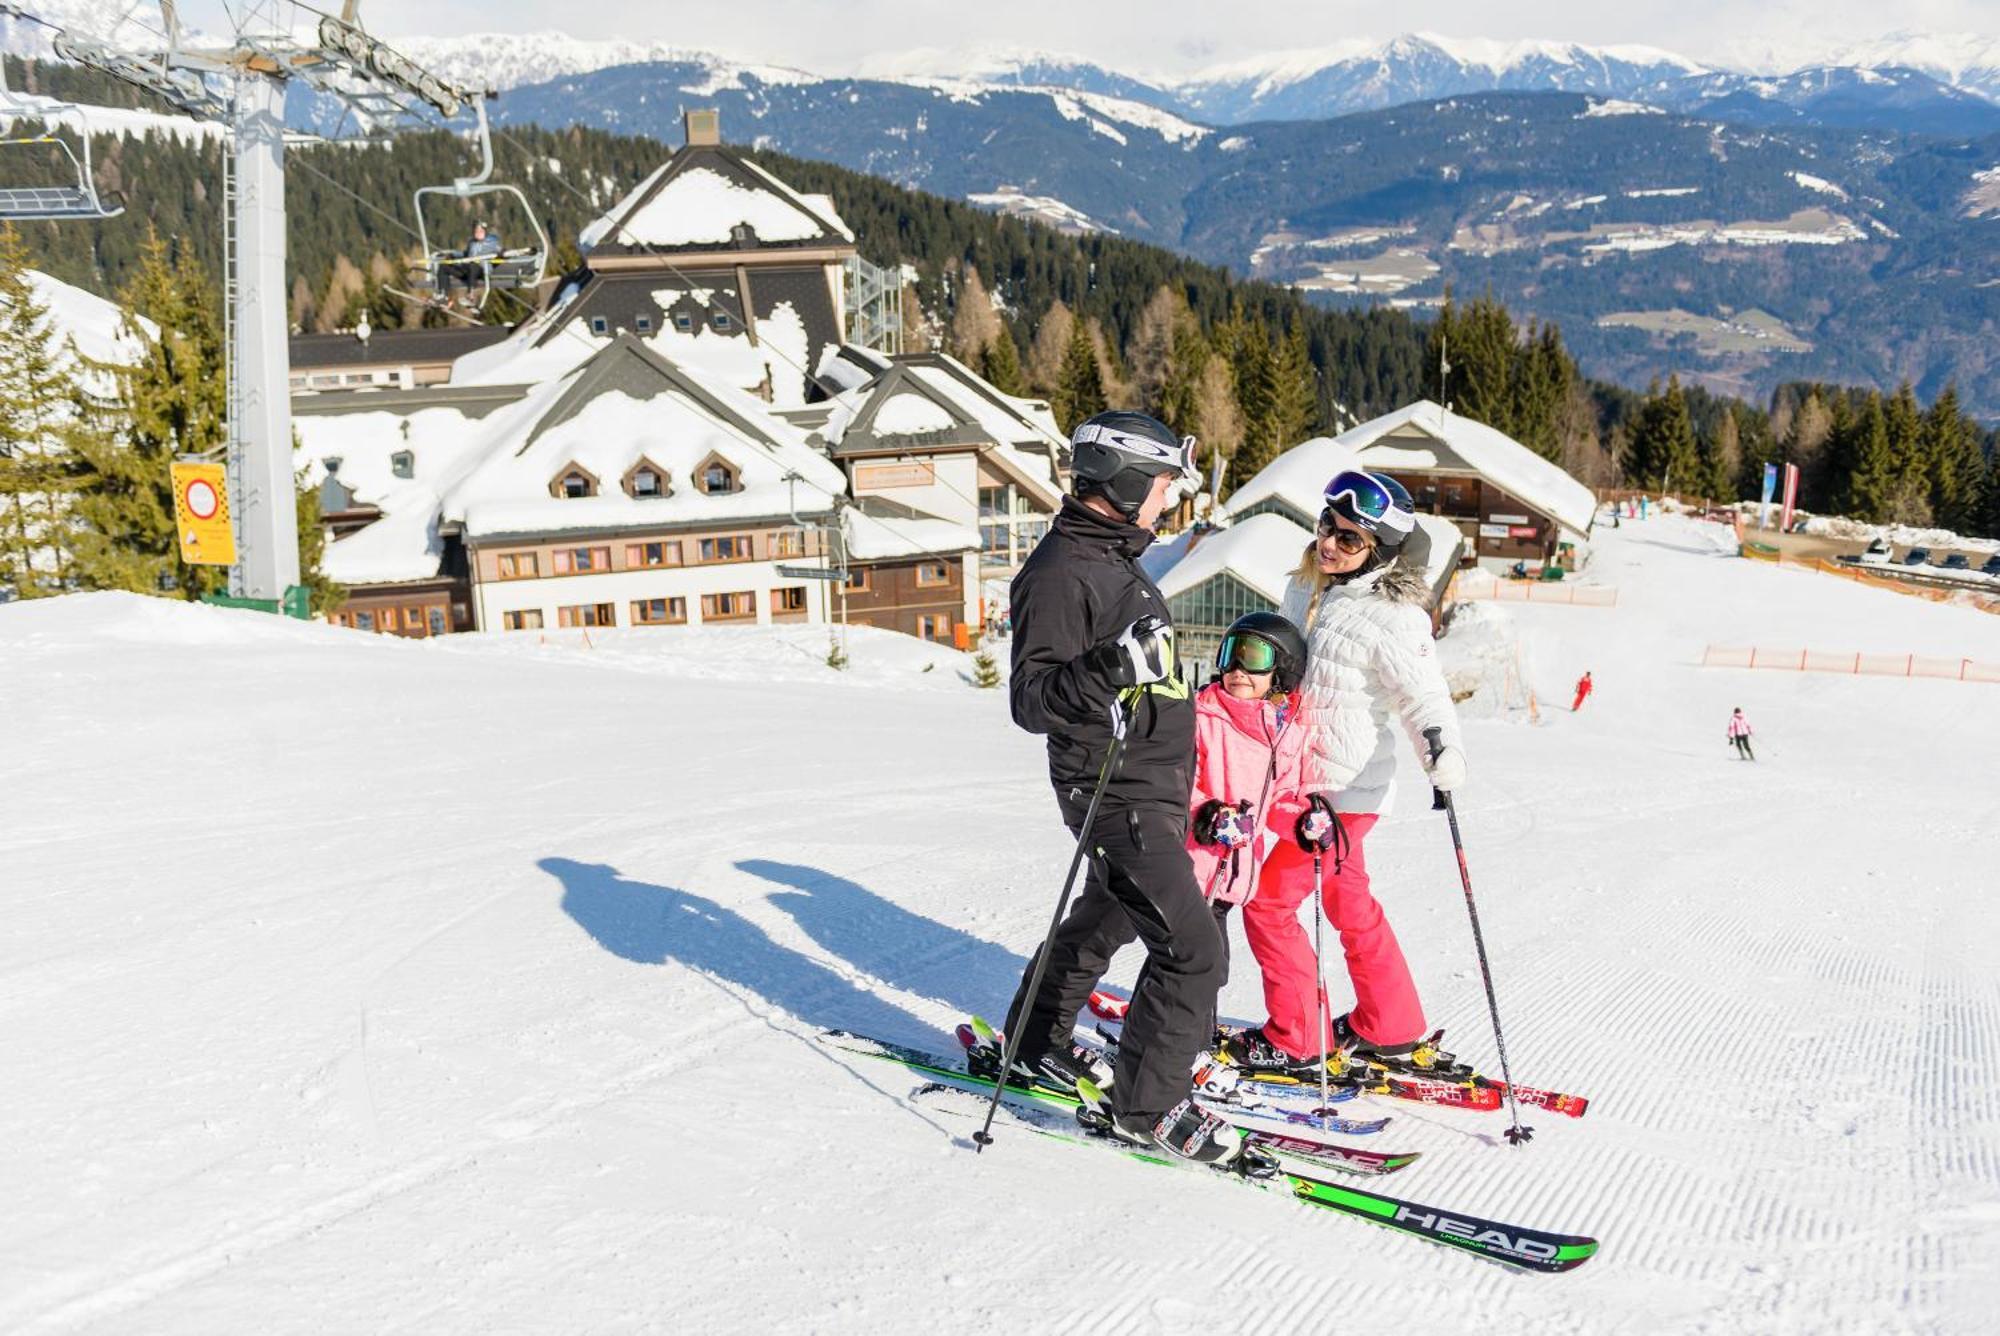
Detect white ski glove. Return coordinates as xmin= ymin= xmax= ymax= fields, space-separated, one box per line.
xmin=1425 ymin=744 xmax=1467 ymax=792
xmin=1088 ymin=614 xmax=1175 ymax=687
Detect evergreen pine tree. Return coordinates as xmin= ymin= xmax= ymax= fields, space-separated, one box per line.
xmin=980 ymin=323 xmax=1028 ymax=396
xmin=1844 ymin=392 xmax=1898 ymax=522
xmin=1510 ymin=321 xmax=1571 ymax=461
xmin=1452 ymin=295 xmax=1516 ymax=436
xmin=1882 ymin=382 xmax=1929 ymax=524
xmin=66 ymin=229 xmax=227 ymax=599
xmin=1051 ymin=319 xmax=1107 ymax=433
xmin=1229 ymin=317 xmax=1280 ymax=485
xmin=1706 ymin=408 xmax=1743 ymax=502
xmin=0 ymin=222 xmax=84 ymax=598
xmin=1924 ymin=386 xmax=1984 ymax=532
xmin=971 ymin=646 xmax=1001 ymax=689
xmin=1626 ymin=376 xmax=1700 ymax=492
xmin=1157 ymin=323 xmax=1208 ymax=440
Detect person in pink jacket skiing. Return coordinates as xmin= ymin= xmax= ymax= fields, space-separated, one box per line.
xmin=1726 ymin=707 xmax=1755 ymax=761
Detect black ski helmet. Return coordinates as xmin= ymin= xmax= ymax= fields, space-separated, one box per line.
xmin=1069 ymin=410 xmax=1197 ymax=521
xmin=1321 ymin=468 xmax=1417 ymax=555
xmin=1215 ymin=611 xmax=1309 ymax=692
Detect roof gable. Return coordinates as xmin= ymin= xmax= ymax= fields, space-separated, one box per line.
xmin=580 ymin=145 xmax=853 ymax=257
xmin=520 ymin=331 xmax=787 ymax=454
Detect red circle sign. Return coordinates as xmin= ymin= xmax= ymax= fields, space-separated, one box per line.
xmin=185 ymin=478 xmax=220 ymax=520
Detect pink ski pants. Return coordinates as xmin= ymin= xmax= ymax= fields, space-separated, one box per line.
xmin=1239 ymin=814 xmax=1427 ymax=1058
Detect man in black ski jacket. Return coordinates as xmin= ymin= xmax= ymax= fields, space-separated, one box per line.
xmin=1001 ymin=410 xmax=1246 ymax=1166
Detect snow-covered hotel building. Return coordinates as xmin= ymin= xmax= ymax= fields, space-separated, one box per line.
xmin=293 ymin=110 xmax=1065 ymax=641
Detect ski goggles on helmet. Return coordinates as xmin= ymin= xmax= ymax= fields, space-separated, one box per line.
xmin=1323 ymin=469 xmax=1402 ymax=524
xmin=1216 ymin=632 xmax=1280 ymax=675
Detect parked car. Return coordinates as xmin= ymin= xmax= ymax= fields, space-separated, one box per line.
xmin=1941 ymin=553 xmax=1971 ymax=571
xmin=1983 ymin=555 xmax=2000 ymax=577
xmin=1855 ymin=538 xmax=1893 ymax=566
xmin=1903 ymin=547 xmax=1931 ymax=566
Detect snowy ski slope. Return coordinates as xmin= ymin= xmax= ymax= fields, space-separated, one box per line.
xmin=3 ymin=513 xmax=1998 ymax=1332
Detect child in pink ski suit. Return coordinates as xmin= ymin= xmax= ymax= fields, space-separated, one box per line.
xmin=1184 ymin=622 xmax=1311 ymax=968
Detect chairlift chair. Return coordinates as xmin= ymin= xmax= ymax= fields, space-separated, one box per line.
xmin=0 ymin=62 xmax=125 ymax=222
xmin=407 ymin=98 xmax=548 ymax=313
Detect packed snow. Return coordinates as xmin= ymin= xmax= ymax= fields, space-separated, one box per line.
xmin=4 ymin=509 xmax=2000 ymax=1329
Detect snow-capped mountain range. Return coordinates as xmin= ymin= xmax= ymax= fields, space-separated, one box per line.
xmin=8 ymin=8 xmax=1999 ymax=126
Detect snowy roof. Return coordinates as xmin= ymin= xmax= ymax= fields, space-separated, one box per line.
xmin=296 ymin=390 xmax=561 ymax=586
xmin=1155 ymin=513 xmax=1313 ymax=605
xmin=19 ymin=270 xmax=152 ymax=404
xmin=439 ymin=333 xmax=844 ymax=541
xmin=579 ymin=145 xmax=853 ymax=256
xmin=450 ymin=270 xmax=834 ymax=411
xmin=843 ymin=498 xmax=979 ymax=561
xmin=1220 ymin=400 xmax=1597 ymax=539
xmin=820 ymin=352 xmax=1065 ymax=507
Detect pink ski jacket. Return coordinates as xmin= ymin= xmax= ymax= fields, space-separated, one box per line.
xmin=1186 ymin=682 xmax=1310 ymax=905
xmin=1727 ymin=712 xmax=1753 ymax=739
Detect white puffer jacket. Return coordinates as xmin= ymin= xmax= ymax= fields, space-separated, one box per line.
xmin=1279 ymin=557 xmax=1463 ymax=815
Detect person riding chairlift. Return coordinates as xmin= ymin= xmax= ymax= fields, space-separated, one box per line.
xmin=441 ymin=220 xmax=502 ymax=307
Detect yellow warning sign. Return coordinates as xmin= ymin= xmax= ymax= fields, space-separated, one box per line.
xmin=171 ymin=460 xmax=236 ymax=565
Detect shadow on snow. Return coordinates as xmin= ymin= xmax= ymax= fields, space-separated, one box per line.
xmin=540 ymin=855 xmax=944 ymax=1048
xmin=736 ymin=858 xmax=1026 ymax=1021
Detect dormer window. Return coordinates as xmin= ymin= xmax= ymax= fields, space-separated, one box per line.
xmin=711 ymin=310 xmax=733 ymax=332
xmin=623 ymin=456 xmax=671 ymax=499
xmin=590 ymin=316 xmax=609 ymax=335
xmin=695 ymin=453 xmax=740 ymax=495
xmin=550 ymin=463 xmax=601 ymax=499
xmin=730 ymin=223 xmax=755 ymax=247
xmin=635 ymin=314 xmax=653 ymax=333
xmin=674 ymin=310 xmax=694 ymax=332
xmin=391 ymin=450 xmax=414 ymax=480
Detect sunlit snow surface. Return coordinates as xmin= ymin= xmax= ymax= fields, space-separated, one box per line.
xmin=4 ymin=513 xmax=1999 ymax=1331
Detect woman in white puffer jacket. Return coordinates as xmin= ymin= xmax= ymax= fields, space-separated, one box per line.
xmin=1226 ymin=469 xmax=1468 ymax=1078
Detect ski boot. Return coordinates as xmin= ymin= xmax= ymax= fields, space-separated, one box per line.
xmin=959 ymin=1018 xmax=1109 ymax=1095
xmin=1332 ymin=1014 xmax=1480 ymax=1084
xmin=1215 ymin=1026 xmax=1318 ymax=1080
xmin=1075 ymin=1077 xmax=1278 ymax=1177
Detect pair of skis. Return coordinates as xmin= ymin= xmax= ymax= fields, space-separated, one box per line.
xmin=820 ymin=1029 xmax=1598 ymax=1273
xmin=1088 ymin=990 xmax=1592 ymax=1119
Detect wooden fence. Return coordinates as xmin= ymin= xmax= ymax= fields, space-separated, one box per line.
xmin=1701 ymin=645 xmax=2000 ymax=684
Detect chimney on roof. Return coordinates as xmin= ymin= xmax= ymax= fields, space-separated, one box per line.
xmin=684 ymin=108 xmax=720 ymax=147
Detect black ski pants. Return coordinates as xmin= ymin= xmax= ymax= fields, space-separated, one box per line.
xmin=1004 ymin=795 xmax=1223 ymax=1121
xmin=1732 ymin=735 xmax=1755 ymax=760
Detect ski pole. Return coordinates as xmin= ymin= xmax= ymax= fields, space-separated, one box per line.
xmin=975 ymin=699 xmax=1129 ymax=1151
xmin=1424 ymin=726 xmax=1535 ymax=1147
xmin=1311 ymin=846 xmax=1333 ymax=1123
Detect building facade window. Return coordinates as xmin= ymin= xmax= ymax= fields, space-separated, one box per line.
xmin=626 ymin=540 xmax=682 ymax=568
xmin=771 ymin=528 xmax=806 ymax=558
xmin=355 ymin=610 xmax=375 ymax=631
xmin=915 ymin=560 xmax=951 ymax=587
xmin=497 ymin=551 xmax=539 ymax=579
xmin=552 ymin=546 xmax=612 ymax=574
xmin=845 ymin=567 xmax=870 ymax=592
xmin=772 ymin=587 xmax=807 ymax=613
xmin=916 ymin=614 xmax=953 ymax=642
xmin=701 ymin=591 xmax=755 ymax=621
xmin=502 ymin=609 xmax=544 ymax=631
xmin=427 ymin=607 xmax=448 ymax=636
xmin=631 ymin=596 xmax=686 ymax=626
xmin=379 ymin=608 xmax=399 ymax=631
xmin=558 ymin=602 xmax=617 ymax=628
xmin=696 ymin=535 xmax=752 ymax=563
xmin=405 ymin=605 xmax=425 ymax=634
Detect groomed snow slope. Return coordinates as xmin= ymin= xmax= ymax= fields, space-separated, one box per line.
xmin=4 ymin=513 xmax=1999 ymax=1332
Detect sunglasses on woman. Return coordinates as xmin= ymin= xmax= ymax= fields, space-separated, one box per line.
xmin=1315 ymin=510 xmax=1373 ymax=552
